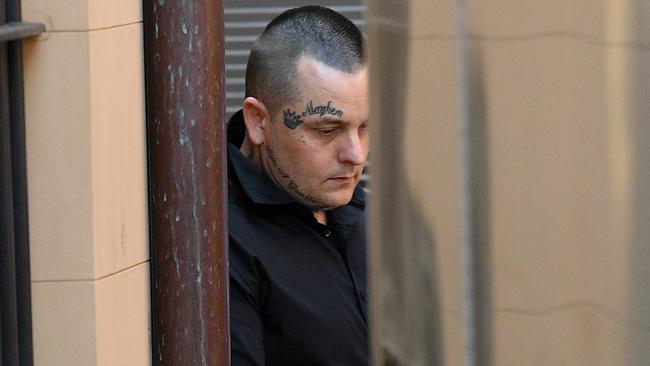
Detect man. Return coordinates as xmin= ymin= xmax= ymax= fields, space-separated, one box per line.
xmin=227 ymin=6 xmax=369 ymax=366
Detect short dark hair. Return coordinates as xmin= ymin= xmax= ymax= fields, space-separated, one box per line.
xmin=245 ymin=6 xmax=366 ymax=117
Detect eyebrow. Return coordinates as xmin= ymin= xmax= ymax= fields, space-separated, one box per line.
xmin=302 ymin=117 xmax=369 ymax=127
xmin=303 ymin=118 xmax=345 ymax=127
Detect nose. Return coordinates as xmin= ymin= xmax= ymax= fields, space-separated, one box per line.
xmin=338 ymin=130 xmax=367 ymax=166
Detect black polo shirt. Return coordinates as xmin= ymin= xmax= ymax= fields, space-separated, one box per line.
xmin=228 ymin=112 xmax=369 ymax=366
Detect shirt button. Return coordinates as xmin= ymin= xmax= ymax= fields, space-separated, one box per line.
xmin=359 ymin=291 xmax=367 ymax=301
xmin=323 ymin=228 xmax=332 ymax=237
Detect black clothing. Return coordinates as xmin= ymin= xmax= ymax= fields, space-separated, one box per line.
xmin=227 ymin=111 xmax=369 ymax=366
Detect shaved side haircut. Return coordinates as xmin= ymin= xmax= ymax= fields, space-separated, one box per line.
xmin=245 ymin=6 xmax=366 ymax=117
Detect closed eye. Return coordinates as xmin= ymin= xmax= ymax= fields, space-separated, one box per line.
xmin=318 ymin=127 xmax=338 ymax=136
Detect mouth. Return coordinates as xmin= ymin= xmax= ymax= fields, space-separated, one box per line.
xmin=327 ymin=175 xmax=355 ymax=184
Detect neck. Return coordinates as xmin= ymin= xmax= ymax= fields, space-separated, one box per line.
xmin=239 ymin=137 xmax=257 ymax=164
xmin=241 ymin=138 xmax=330 ymax=224
xmin=240 ymin=138 xmax=271 ymax=181
xmin=313 ymin=210 xmax=327 ymax=225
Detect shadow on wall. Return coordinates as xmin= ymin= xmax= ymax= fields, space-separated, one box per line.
xmin=369 ymin=2 xmax=444 ymax=364
xmin=372 ymin=7 xmax=496 ymax=366
xmin=467 ymin=39 xmax=493 ymax=366
xmin=628 ymin=1 xmax=650 ymax=364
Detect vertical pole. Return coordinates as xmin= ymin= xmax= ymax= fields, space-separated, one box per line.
xmin=455 ymin=0 xmax=478 ymax=366
xmin=143 ymin=0 xmax=229 ymax=364
xmin=7 ymin=0 xmax=34 ymax=364
xmin=0 ymin=1 xmax=20 ymax=365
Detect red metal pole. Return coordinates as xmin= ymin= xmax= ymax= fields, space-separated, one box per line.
xmin=143 ymin=0 xmax=229 ymax=364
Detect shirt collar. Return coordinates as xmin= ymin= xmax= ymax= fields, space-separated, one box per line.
xmin=227 ymin=110 xmax=295 ymax=205
xmin=228 ymin=143 xmax=296 ymax=205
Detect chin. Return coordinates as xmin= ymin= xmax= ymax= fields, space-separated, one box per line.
xmin=317 ymin=190 xmax=355 ymax=209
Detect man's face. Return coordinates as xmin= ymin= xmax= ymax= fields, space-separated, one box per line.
xmin=261 ymin=55 xmax=369 ymax=210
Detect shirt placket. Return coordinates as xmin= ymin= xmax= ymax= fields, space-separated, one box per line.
xmin=329 ymin=222 xmax=368 ymax=323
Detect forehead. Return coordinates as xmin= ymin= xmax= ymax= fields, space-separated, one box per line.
xmin=294 ymin=55 xmax=368 ymax=116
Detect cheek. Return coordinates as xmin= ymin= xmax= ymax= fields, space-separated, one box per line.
xmin=290 ymin=148 xmax=332 ymax=181
xmin=361 ymin=135 xmax=370 ymax=153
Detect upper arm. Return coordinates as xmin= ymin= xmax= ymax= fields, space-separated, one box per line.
xmin=229 ymin=235 xmax=266 ymax=366
xmin=230 ymin=271 xmax=265 ymax=366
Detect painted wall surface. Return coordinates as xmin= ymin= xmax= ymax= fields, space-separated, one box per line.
xmin=21 ymin=0 xmax=151 ymax=364
xmin=367 ymin=1 xmax=650 ymax=365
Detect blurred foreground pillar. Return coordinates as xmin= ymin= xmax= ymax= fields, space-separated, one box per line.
xmin=367 ymin=1 xmax=650 ymax=365
xmin=143 ymin=0 xmax=229 ymax=364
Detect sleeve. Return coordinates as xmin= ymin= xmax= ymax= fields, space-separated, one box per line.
xmin=229 ymin=237 xmax=266 ymax=366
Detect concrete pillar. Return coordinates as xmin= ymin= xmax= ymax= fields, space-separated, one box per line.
xmin=21 ymin=1 xmax=150 ymax=364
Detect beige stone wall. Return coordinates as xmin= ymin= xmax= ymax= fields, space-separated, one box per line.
xmin=368 ymin=1 xmax=650 ymax=365
xmin=367 ymin=1 xmax=463 ymax=364
xmin=22 ymin=1 xmax=151 ymax=365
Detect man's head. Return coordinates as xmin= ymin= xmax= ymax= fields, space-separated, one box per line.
xmin=245 ymin=6 xmax=365 ymax=116
xmin=241 ymin=6 xmax=368 ymax=210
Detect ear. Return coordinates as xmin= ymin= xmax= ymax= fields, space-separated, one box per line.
xmin=242 ymin=97 xmax=271 ymax=145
